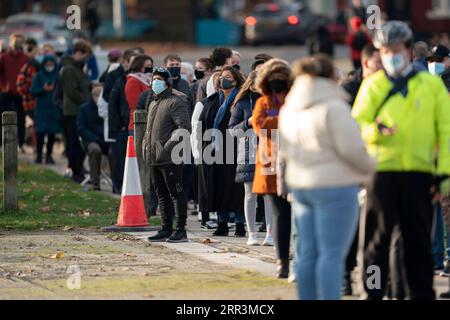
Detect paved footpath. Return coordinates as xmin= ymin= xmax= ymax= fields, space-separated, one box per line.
xmin=18 ymin=143 xmax=450 ymax=299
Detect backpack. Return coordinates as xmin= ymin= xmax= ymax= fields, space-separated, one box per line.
xmin=353 ymin=31 xmax=368 ymax=51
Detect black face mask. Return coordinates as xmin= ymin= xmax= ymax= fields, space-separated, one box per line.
xmin=269 ymin=80 xmax=288 ymax=94
xmin=144 ymin=67 xmax=153 ymax=74
xmin=232 ymin=64 xmax=241 ymax=71
xmin=195 ymin=69 xmax=205 ymax=80
xmin=219 ymin=77 xmax=236 ymax=90
xmin=167 ymin=66 xmax=181 ymax=78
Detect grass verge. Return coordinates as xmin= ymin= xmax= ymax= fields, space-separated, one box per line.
xmin=0 ymin=159 xmax=158 ymax=231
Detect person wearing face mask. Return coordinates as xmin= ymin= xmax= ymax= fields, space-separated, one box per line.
xmin=352 ymin=21 xmax=450 ymax=300
xmin=196 ymin=47 xmax=233 ymax=102
xmin=164 ymin=54 xmax=194 ymax=112
xmin=181 ymin=62 xmax=194 ymax=85
xmin=30 ymin=55 xmax=62 ymax=165
xmin=191 ymin=57 xmax=214 ymax=105
xmin=77 ymin=85 xmax=113 ymax=191
xmin=252 ymin=59 xmax=295 ymax=278
xmin=17 ymin=38 xmax=41 ymax=120
xmin=228 ymin=71 xmax=273 ymax=246
xmin=191 ymin=67 xmax=246 ymax=237
xmin=144 ymin=67 xmax=191 ymax=243
xmin=427 ymin=44 xmax=450 ymax=92
xmin=107 ymin=50 xmax=139 ymax=195
xmin=124 ymin=54 xmax=153 ymax=135
xmin=0 ymin=33 xmax=29 ymax=150
xmin=60 ymin=41 xmax=92 ymax=183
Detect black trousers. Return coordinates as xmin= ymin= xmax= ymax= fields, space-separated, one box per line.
xmin=362 ymin=172 xmax=435 ymax=300
xmin=268 ymin=195 xmax=292 ymax=261
xmin=110 ymin=130 xmax=128 ymax=193
xmin=150 ymin=164 xmax=187 ymax=231
xmin=36 ymin=132 xmax=55 ymax=158
xmin=0 ymin=94 xmax=25 ymax=147
xmin=63 ymin=115 xmax=84 ymax=177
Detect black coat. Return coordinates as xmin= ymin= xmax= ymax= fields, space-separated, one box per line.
xmin=228 ymin=93 xmax=257 ymax=183
xmin=143 ymin=88 xmax=191 ymax=166
xmin=197 ymin=93 xmax=244 ymax=214
xmin=108 ymin=75 xmax=129 ymax=138
xmin=103 ymin=64 xmax=125 ymax=102
xmin=341 ymin=68 xmax=363 ymax=108
xmin=77 ymin=99 xmax=106 ymax=152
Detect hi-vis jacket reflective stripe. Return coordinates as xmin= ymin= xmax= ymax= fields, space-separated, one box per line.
xmin=352 ymin=70 xmax=450 ymax=175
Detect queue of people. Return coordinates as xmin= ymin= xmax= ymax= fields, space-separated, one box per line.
xmin=1 ymin=19 xmax=450 ymax=300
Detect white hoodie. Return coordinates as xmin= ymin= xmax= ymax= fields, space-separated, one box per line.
xmin=279 ymin=75 xmax=376 ymax=190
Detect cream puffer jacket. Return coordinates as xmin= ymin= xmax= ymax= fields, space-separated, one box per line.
xmin=279 ymin=75 xmax=376 ymax=190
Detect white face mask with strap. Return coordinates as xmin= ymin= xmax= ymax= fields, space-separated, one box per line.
xmin=382 ymin=51 xmax=410 ymax=77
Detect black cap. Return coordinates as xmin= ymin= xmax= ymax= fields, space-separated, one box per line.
xmin=427 ymin=44 xmax=450 ymax=62
xmin=153 ymin=67 xmax=173 ymax=86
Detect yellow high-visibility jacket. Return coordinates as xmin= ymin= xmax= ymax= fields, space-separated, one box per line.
xmin=352 ymin=70 xmax=450 ymax=175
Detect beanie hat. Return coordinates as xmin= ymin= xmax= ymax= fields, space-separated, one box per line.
xmin=153 ymin=67 xmax=173 ymax=86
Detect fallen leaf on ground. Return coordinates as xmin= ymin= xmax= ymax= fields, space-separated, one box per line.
xmin=202 ymin=238 xmax=212 ymax=244
xmin=62 ymin=226 xmax=73 ymax=231
xmin=38 ymin=207 xmax=51 ymax=213
xmin=72 ymin=236 xmax=85 ymax=242
xmin=49 ymin=252 xmax=64 ymax=259
xmin=140 ymin=272 xmax=150 ymax=277
xmin=26 ymin=242 xmax=35 ymax=247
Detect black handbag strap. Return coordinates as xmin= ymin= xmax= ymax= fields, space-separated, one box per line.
xmin=373 ymin=70 xmax=418 ymax=121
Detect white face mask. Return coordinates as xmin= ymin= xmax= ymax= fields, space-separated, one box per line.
xmin=428 ymin=62 xmax=446 ymax=75
xmin=381 ymin=52 xmax=408 ymax=77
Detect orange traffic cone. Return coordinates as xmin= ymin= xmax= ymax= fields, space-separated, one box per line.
xmin=103 ymin=136 xmax=157 ymax=232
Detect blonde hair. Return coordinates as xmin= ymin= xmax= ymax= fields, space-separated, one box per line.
xmin=232 ymin=71 xmax=258 ymax=109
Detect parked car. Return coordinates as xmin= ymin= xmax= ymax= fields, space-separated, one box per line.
xmin=244 ymin=2 xmax=319 ymax=45
xmin=0 ymin=13 xmax=71 ymax=54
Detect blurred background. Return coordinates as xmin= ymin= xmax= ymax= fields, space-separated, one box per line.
xmin=0 ymin=0 xmax=449 ymax=48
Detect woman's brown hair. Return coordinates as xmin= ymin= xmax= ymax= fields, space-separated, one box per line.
xmin=255 ymin=59 xmax=294 ymax=96
xmin=292 ymin=54 xmax=335 ymax=79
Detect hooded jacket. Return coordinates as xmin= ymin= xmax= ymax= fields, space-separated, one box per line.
xmin=142 ymin=87 xmax=191 ymax=166
xmin=279 ymin=75 xmax=376 ymax=189
xmin=60 ymin=56 xmax=90 ymax=116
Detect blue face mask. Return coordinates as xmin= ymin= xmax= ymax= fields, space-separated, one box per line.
xmin=35 ymin=55 xmax=44 ymax=64
xmin=428 ymin=62 xmax=446 ymax=75
xmin=152 ymin=79 xmax=167 ymax=95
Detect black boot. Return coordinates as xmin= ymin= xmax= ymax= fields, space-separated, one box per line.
xmin=148 ymin=229 xmax=173 ymax=242
xmin=343 ymin=271 xmax=353 ymax=296
xmin=35 ymin=154 xmax=42 ymax=164
xmin=166 ymin=229 xmax=188 ymax=243
xmin=235 ymin=223 xmax=246 ymax=237
xmin=212 ymin=222 xmax=229 ymax=236
xmin=45 ymin=155 xmax=55 ymax=165
xmin=277 ymin=259 xmax=289 ymax=279
xmin=440 ymin=290 xmax=450 ymax=299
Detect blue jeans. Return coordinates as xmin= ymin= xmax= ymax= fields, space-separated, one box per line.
xmin=292 ymin=186 xmax=360 ymax=300
xmin=433 ymin=203 xmax=450 ymax=267
xmin=217 ymin=212 xmax=245 ymax=224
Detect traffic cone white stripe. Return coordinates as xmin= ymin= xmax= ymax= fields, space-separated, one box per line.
xmin=122 ymin=156 xmax=143 ymax=197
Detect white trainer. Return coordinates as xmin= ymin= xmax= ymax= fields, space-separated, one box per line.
xmin=263 ymin=234 xmax=274 ymax=246
xmin=247 ymin=233 xmax=259 ymax=246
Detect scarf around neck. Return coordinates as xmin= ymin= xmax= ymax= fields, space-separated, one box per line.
xmin=128 ymin=72 xmax=152 ymax=87
xmin=212 ymin=87 xmax=238 ymax=151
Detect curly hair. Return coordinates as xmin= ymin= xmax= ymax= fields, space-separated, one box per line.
xmin=255 ymin=59 xmax=294 ymax=95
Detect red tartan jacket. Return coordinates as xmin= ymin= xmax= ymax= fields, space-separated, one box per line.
xmin=16 ymin=61 xmax=39 ymax=112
